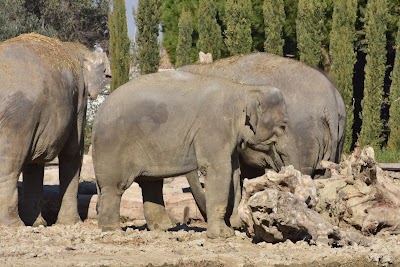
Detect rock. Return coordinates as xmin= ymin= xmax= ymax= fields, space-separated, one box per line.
xmin=199 ymin=51 xmax=213 ymax=64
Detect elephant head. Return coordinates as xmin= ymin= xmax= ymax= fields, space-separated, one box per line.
xmin=244 ymin=86 xmax=288 ymax=154
xmin=82 ymin=49 xmax=111 ymax=99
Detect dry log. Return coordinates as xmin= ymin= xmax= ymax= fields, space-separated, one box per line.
xmin=247 ymin=188 xmax=369 ymax=246
xmin=238 ymin=165 xmax=369 ymax=246
xmin=238 ymin=166 xmax=318 ymax=233
xmin=317 ymin=146 xmax=400 ymax=236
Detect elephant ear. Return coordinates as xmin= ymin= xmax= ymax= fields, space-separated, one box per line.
xmin=246 ymin=90 xmax=262 ymax=134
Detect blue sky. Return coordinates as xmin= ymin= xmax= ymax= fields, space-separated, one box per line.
xmin=125 ymin=0 xmax=138 ymax=39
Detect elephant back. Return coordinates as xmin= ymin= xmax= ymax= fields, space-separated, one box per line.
xmin=0 ymin=33 xmax=82 ymax=78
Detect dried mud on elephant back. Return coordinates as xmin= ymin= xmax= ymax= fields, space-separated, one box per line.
xmin=3 ymin=33 xmax=86 ymax=77
xmin=238 ymin=146 xmax=400 ymax=247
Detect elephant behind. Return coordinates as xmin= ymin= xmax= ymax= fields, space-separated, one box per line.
xmin=92 ymin=70 xmax=288 ymax=238
xmin=0 ymin=33 xmax=110 ymax=226
xmin=179 ymin=52 xmax=346 ymax=178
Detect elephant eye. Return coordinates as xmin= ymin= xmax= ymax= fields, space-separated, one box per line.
xmin=276 ymin=124 xmax=286 ymax=135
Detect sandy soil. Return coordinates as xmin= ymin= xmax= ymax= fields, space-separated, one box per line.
xmin=0 ymin=218 xmax=399 ymax=267
xmin=4 ymin=155 xmax=399 ymax=267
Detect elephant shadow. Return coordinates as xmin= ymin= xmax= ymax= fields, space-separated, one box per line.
xmin=122 ymin=223 xmax=207 ymax=233
xmin=17 ymin=181 xmax=96 ymax=226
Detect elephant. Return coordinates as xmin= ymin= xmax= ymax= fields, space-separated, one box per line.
xmin=0 ymin=33 xmax=110 ymax=227
xmin=92 ymin=70 xmax=288 ymax=238
xmin=179 ymin=52 xmax=346 ymax=177
xmin=179 ymin=52 xmax=346 ymax=222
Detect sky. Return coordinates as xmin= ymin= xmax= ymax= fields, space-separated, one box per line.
xmin=124 ymin=0 xmax=163 ymax=41
xmin=125 ymin=0 xmax=138 ymax=39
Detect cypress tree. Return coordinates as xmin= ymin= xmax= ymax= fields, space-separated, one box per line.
xmin=197 ymin=0 xmax=222 ymax=60
xmin=108 ymin=0 xmax=130 ymax=92
xmin=176 ymin=9 xmax=193 ymax=68
xmin=358 ymin=0 xmax=388 ymax=150
xmin=387 ymin=22 xmax=400 ymax=150
xmin=329 ymin=0 xmax=357 ymax=153
xmin=134 ymin=0 xmax=161 ymax=74
xmin=296 ymin=0 xmax=325 ymax=68
xmin=263 ymin=0 xmax=285 ymax=56
xmin=161 ymin=0 xmax=198 ymax=66
xmin=224 ymin=0 xmax=252 ymax=56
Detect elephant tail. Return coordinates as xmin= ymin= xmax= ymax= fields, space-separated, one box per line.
xmin=335 ymin=88 xmax=347 ymax=163
xmin=316 ymin=102 xmax=341 ymax=177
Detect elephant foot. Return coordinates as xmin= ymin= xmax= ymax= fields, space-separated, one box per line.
xmin=229 ymin=214 xmax=243 ymax=229
xmin=147 ymin=214 xmax=177 ymax=231
xmin=206 ymin=221 xmax=234 ymax=239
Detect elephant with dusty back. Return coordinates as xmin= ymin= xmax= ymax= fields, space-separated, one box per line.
xmin=0 ymin=33 xmax=110 ymax=226
xmin=178 ymin=52 xmax=346 ymax=223
xmin=180 ymin=52 xmax=346 ymax=178
xmin=92 ymin=70 xmax=288 ymax=238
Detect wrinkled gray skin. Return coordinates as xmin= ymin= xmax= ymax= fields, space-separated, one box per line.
xmin=179 ymin=52 xmax=346 ymax=222
xmin=0 ymin=33 xmax=110 ymax=227
xmin=92 ymin=70 xmax=288 ymax=238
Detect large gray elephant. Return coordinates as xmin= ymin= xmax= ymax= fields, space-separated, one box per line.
xmin=179 ymin=53 xmax=346 ymax=223
xmin=179 ymin=52 xmax=346 ymax=177
xmin=0 ymin=33 xmax=110 ymax=226
xmin=92 ymin=70 xmax=288 ymax=238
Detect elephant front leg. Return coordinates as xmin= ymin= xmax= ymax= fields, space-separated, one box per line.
xmin=21 ymin=163 xmax=47 ymax=226
xmin=139 ymin=180 xmax=177 ymax=231
xmin=204 ymin=162 xmax=235 ymax=239
xmin=57 ymin=153 xmax=81 ymax=225
xmin=0 ymin=171 xmax=24 ymax=226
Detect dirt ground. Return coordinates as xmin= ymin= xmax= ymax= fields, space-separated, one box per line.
xmin=0 ymin=218 xmax=399 ymax=267
xmin=3 ymin=154 xmax=400 ymax=267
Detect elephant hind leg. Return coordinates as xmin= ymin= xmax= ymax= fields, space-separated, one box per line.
xmin=20 ymin=163 xmax=47 ymax=226
xmin=97 ymin=183 xmax=123 ymax=231
xmin=0 ymin=143 xmax=25 ymax=226
xmin=139 ymin=179 xmax=177 ymax=231
xmin=186 ymin=171 xmax=207 ymax=221
xmin=56 ymin=150 xmax=82 ymax=225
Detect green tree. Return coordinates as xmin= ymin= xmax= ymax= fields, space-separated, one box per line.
xmin=108 ymin=0 xmax=130 ymax=91
xmin=176 ymin=9 xmax=193 ymax=67
xmin=263 ymin=0 xmax=285 ymax=56
xmin=282 ymin=0 xmax=299 ymax=57
xmin=387 ymin=22 xmax=400 ymax=150
xmin=0 ymin=0 xmax=55 ymax=42
xmin=135 ymin=0 xmax=161 ymax=74
xmin=24 ymin=0 xmax=110 ymax=48
xmin=358 ymin=0 xmax=388 ymax=150
xmin=197 ymin=0 xmax=222 ymax=60
xmin=160 ymin=0 xmax=301 ymax=60
xmin=161 ymin=0 xmax=198 ymax=66
xmin=296 ymin=0 xmax=326 ymax=68
xmin=224 ymin=0 xmax=252 ymax=56
xmin=329 ymin=0 xmax=358 ymax=153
